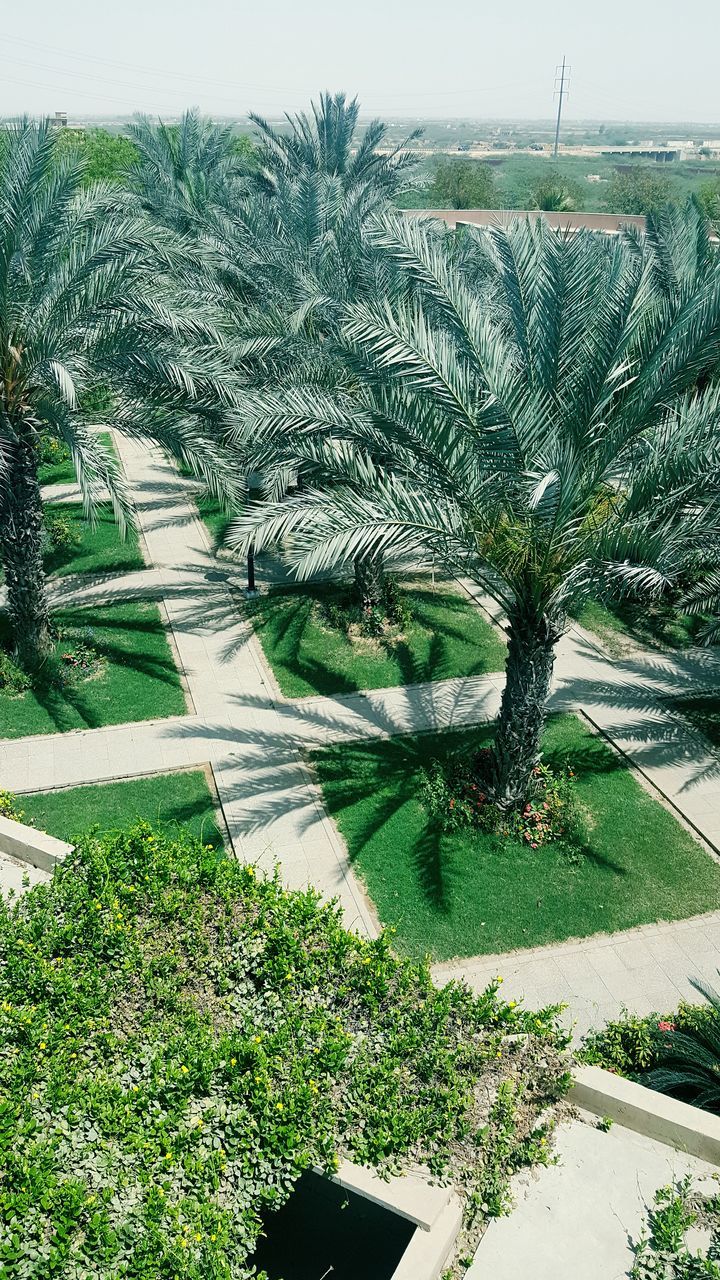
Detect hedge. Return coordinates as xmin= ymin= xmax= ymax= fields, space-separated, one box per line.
xmin=0 ymin=825 xmax=570 ymax=1278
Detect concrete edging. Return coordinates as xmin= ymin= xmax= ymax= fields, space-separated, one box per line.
xmin=571 ymin=1064 xmax=720 ymax=1165
xmin=321 ymin=1159 xmax=463 ymax=1280
xmin=0 ymin=815 xmax=72 ymax=873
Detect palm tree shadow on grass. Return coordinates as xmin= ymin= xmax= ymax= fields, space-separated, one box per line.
xmin=245 ymin=580 xmax=505 ymax=698
xmin=3 ymin=605 xmax=185 ymax=735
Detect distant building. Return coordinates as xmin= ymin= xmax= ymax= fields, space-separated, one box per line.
xmin=406 ymin=209 xmax=648 ymax=236
xmin=50 ymin=112 xmax=68 ymax=129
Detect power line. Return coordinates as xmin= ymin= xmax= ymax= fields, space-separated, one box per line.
xmin=553 ymin=56 xmax=570 ymax=158
xmin=0 ymin=32 xmax=551 ymax=110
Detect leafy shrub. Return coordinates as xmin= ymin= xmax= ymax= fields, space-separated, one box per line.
xmin=643 ymin=979 xmax=720 ymax=1113
xmin=581 ymin=992 xmax=720 ymax=1114
xmin=0 ymin=790 xmax=25 ymax=822
xmin=382 ymin=575 xmax=413 ymax=631
xmin=36 ymin=436 xmax=70 ymax=468
xmin=0 ymin=650 xmax=31 ymax=695
xmin=57 ymin=625 xmax=101 ymax=679
xmin=630 ymin=1178 xmax=720 ymax=1279
xmin=79 ymin=381 xmax=114 ymax=416
xmin=43 ymin=510 xmax=81 ymax=553
xmin=318 ymin=576 xmax=413 ymax=640
xmin=0 ymin=824 xmax=570 ymax=1278
xmin=420 ymin=750 xmax=582 ymax=847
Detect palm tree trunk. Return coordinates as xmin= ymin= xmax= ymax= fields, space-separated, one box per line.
xmin=354 ymin=553 xmax=385 ymax=610
xmin=0 ymin=433 xmax=51 ymax=670
xmin=490 ymin=607 xmax=563 ymax=812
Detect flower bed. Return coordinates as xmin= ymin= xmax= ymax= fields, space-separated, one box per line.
xmin=420 ymin=750 xmax=581 ymax=849
xmin=580 ymin=993 xmax=720 ymax=1115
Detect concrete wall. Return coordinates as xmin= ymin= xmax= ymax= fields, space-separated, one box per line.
xmin=0 ymin=815 xmax=72 ymax=874
xmin=405 ymin=208 xmax=648 ymax=234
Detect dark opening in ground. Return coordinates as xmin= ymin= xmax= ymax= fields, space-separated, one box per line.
xmin=252 ymin=1172 xmax=415 ymax=1279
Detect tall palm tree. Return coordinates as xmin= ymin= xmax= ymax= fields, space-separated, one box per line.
xmin=0 ymin=120 xmax=236 ymax=670
xmin=125 ymin=109 xmax=251 ymax=231
xmin=227 ymin=213 xmax=720 ymax=809
xmin=250 ymin=91 xmax=420 ymax=200
xmin=205 ymin=101 xmax=422 ymax=605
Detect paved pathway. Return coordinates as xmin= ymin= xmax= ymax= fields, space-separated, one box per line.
xmin=6 ymin=435 xmax=720 ymax=1035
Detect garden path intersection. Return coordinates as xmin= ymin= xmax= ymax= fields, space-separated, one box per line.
xmin=4 ymin=435 xmax=720 ymax=1035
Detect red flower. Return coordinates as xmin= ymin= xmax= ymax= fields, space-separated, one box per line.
xmin=658 ymin=1021 xmax=676 ymax=1032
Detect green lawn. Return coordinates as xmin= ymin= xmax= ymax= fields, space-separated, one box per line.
xmin=20 ymin=769 xmax=224 ymax=849
xmin=0 ymin=602 xmax=186 ymax=739
xmin=43 ymin=502 xmax=145 ymax=578
xmin=248 ymin=580 xmax=507 ymax=698
xmin=311 ymin=714 xmax=720 ymax=960
xmin=195 ymin=492 xmax=233 ymax=548
xmin=575 ymin=598 xmax=706 ymax=656
xmin=38 ymin=432 xmax=116 ymax=487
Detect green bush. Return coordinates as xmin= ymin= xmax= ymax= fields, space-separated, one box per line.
xmin=36 ymin=436 xmax=71 ymax=468
xmin=43 ymin=510 xmax=81 ymax=554
xmin=0 ymin=825 xmax=569 ymax=1278
xmin=318 ymin=574 xmax=413 ymax=639
xmin=581 ymin=1003 xmax=716 ymax=1078
xmin=0 ymin=790 xmax=25 ymax=822
xmin=0 ymin=650 xmax=31 ymax=696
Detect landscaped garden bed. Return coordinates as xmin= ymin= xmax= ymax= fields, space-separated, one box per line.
xmin=41 ymin=501 xmax=144 ymax=578
xmin=246 ymin=578 xmax=507 ymax=698
xmin=38 ymin=431 xmax=117 ymax=488
xmin=0 ymin=824 xmax=570 ymax=1278
xmin=13 ymin=769 xmax=224 ymax=848
xmin=310 ymin=714 xmax=720 ymax=960
xmin=0 ymin=601 xmax=186 ymax=738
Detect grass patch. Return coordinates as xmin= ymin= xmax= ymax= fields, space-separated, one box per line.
xmin=43 ymin=501 xmax=144 ymax=578
xmin=311 ymin=713 xmax=720 ymax=960
xmin=195 ymin=491 xmax=233 ymax=548
xmin=575 ymin=597 xmax=706 ymax=656
xmin=38 ymin=431 xmax=116 ymax=487
xmin=0 ymin=601 xmax=186 ymax=738
xmin=19 ymin=769 xmax=224 ymax=849
xmin=669 ymin=691 xmax=720 ymax=750
xmin=248 ymin=580 xmax=507 ymax=698
xmin=176 ymin=458 xmax=234 ymax=549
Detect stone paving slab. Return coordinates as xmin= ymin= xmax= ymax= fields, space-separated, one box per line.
xmin=433 ymin=912 xmax=720 ymax=1039
xmin=0 ymin=850 xmax=50 ymax=898
xmin=467 ymin=1116 xmax=718 ymax=1280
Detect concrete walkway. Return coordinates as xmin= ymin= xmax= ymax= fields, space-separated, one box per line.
xmin=468 ymin=1115 xmax=718 ymax=1279
xmin=5 ymin=435 xmax=720 ymax=1035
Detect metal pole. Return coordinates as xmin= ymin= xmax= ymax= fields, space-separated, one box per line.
xmin=553 ymin=56 xmax=567 ymax=159
xmin=247 ymin=545 xmax=256 ymax=594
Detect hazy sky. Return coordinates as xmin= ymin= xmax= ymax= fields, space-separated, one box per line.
xmin=1 ymin=0 xmax=719 ymax=123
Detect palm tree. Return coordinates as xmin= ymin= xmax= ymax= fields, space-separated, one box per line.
xmin=250 ymin=91 xmax=420 ymax=199
xmin=206 ymin=100 xmax=422 ymax=606
xmin=0 ymin=120 xmax=236 ymax=670
xmin=227 ymin=213 xmax=720 ymax=810
xmin=125 ymin=109 xmax=251 ymax=231
xmin=528 ymin=169 xmax=582 ymax=212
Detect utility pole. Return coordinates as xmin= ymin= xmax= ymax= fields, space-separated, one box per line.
xmin=553 ymin=56 xmax=570 ymax=158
